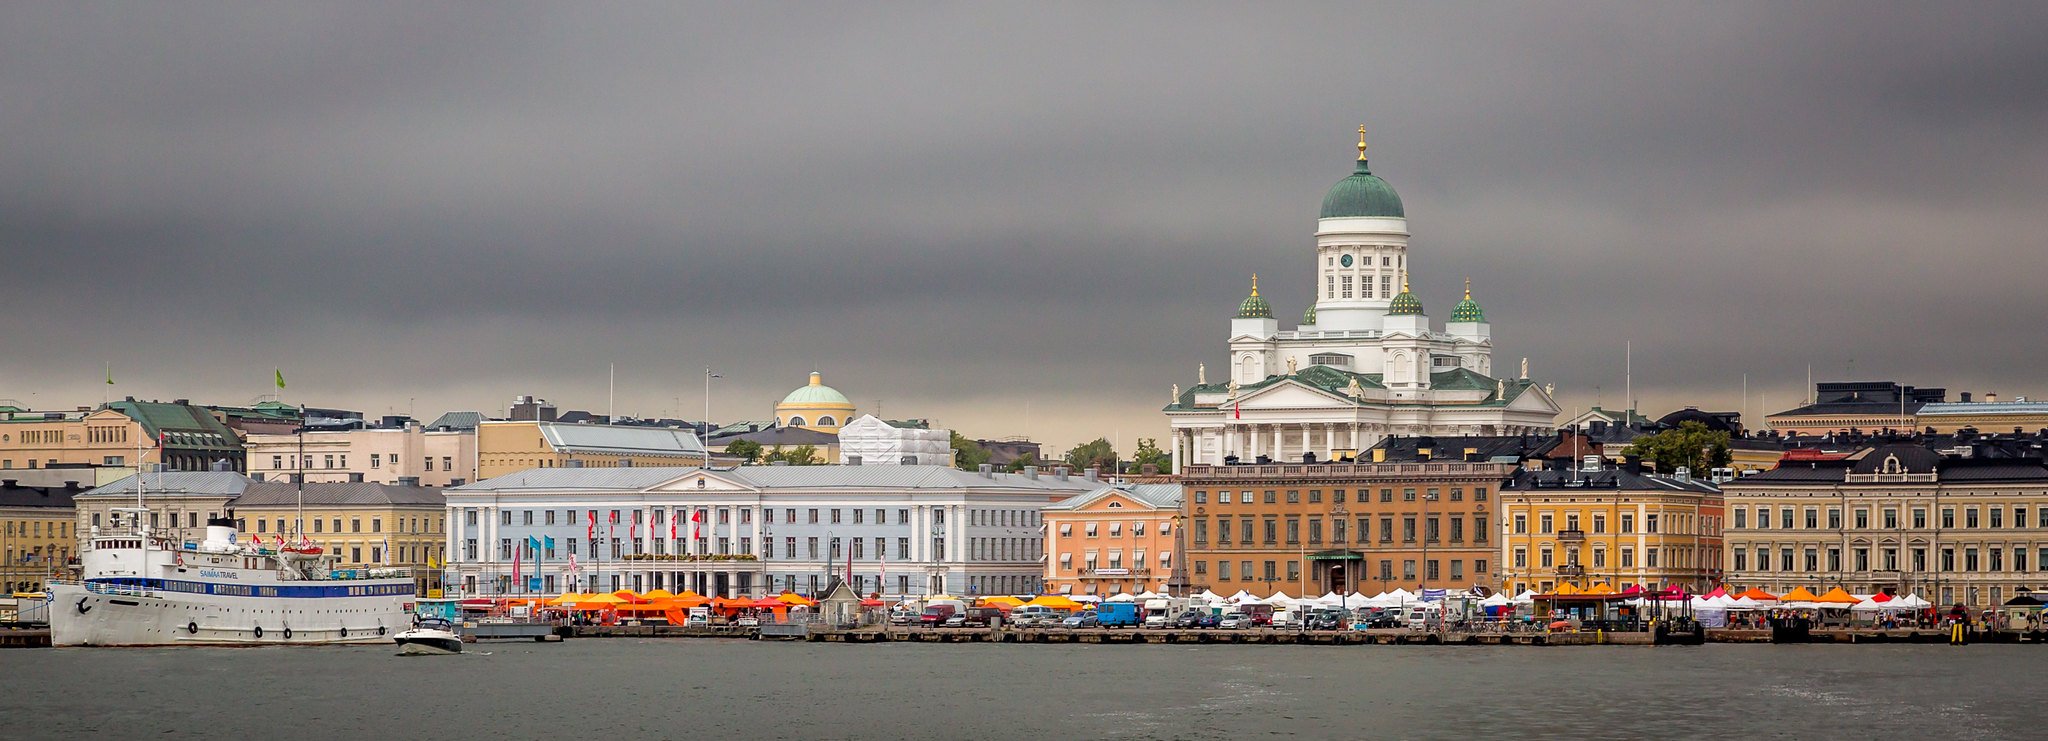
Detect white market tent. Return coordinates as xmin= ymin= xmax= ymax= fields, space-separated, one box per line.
xmin=1268 ymin=591 xmax=1296 ymax=607
xmin=1510 ymin=590 xmax=1537 ymax=605
xmin=1478 ymin=593 xmax=1512 ymax=608
xmin=1135 ymin=591 xmax=1162 ymax=599
xmin=1107 ymin=592 xmax=1137 ymax=602
xmin=1227 ymin=590 xmax=1256 ymax=604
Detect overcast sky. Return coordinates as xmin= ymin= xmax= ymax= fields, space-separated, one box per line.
xmin=4 ymin=3 xmax=2046 ymax=451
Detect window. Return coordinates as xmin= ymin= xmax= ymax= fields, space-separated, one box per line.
xmin=1215 ymin=518 xmax=1230 ymax=544
xmin=853 ymin=509 xmax=865 ymax=524
xmin=1194 ymin=490 xmax=1208 ymax=505
xmin=1620 ymin=514 xmax=1634 ymax=534
xmin=1646 ymin=514 xmax=1659 ymax=534
xmin=1942 ymin=508 xmax=1955 ymax=529
xmin=1593 ymin=514 xmax=1607 ymax=534
xmin=1732 ymin=547 xmax=1746 ymax=571
xmin=1218 ymin=560 xmax=1232 ymax=580
xmin=1539 ymin=514 xmax=1553 ymax=534
xmin=1380 ymin=489 xmax=1393 ymax=503
xmin=1966 ymin=508 xmax=1979 ymax=529
xmin=1513 ymin=514 xmax=1527 ymax=534
xmin=1286 ymin=490 xmax=1300 ymax=504
xmin=1263 ymin=490 xmax=1276 ymax=504
xmin=1854 ymin=509 xmax=1868 ymax=529
xmin=1779 ymin=508 xmax=1793 ymax=529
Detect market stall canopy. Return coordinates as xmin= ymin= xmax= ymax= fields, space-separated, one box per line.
xmin=1025 ymin=595 xmax=1084 ymax=610
xmin=1734 ymin=587 xmax=1778 ymax=601
xmin=613 ymin=590 xmax=652 ymax=604
xmin=576 ymin=593 xmax=628 ymax=608
xmin=1227 ymin=590 xmax=1256 ymax=603
xmin=667 ymin=594 xmax=710 ymax=608
xmin=1701 ymin=586 xmax=1729 ymax=599
xmin=1868 ymin=592 xmax=1893 ymax=603
xmin=778 ymin=593 xmax=816 ymax=607
xmin=1268 ymin=591 xmax=1295 ymax=606
xmin=642 ymin=589 xmax=677 ymax=600
xmin=1107 ymin=593 xmax=1137 ymax=602
xmin=1777 ymin=587 xmax=1823 ymax=603
xmin=750 ymin=596 xmax=789 ymax=609
xmin=979 ymin=596 xmax=1024 ymax=608
xmin=1136 ymin=591 xmax=1162 ymax=599
xmin=1478 ymin=593 xmax=1512 ymax=607
xmin=1892 ymin=593 xmax=1931 ymax=608
xmin=1814 ymin=587 xmax=1861 ymax=605
xmin=1198 ymin=590 xmax=1224 ymax=602
xmin=1510 ymin=591 xmax=1537 ymax=605
xmin=546 ymin=593 xmax=587 ymax=606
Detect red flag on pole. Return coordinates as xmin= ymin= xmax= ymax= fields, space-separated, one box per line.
xmin=691 ymin=509 xmax=704 ymax=539
xmin=608 ymin=510 xmax=618 ymax=538
xmin=512 ymin=541 xmax=523 ymax=586
xmin=669 ymin=513 xmax=677 ymax=540
xmin=587 ymin=510 xmax=596 ymax=539
xmin=1233 ymin=399 xmax=1241 ymax=419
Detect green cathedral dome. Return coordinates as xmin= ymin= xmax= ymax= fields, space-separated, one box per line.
xmin=1319 ymin=126 xmax=1404 ymax=219
xmin=1451 ymin=279 xmax=1485 ymax=322
xmin=1386 ymin=281 xmax=1424 ymax=316
xmin=1236 ymin=274 xmax=1273 ymax=319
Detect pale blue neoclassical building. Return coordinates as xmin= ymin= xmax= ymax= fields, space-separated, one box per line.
xmin=442 ymin=464 xmax=1102 ymax=598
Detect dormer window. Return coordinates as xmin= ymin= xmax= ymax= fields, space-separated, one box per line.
xmin=1882 ymin=455 xmax=1902 ymax=474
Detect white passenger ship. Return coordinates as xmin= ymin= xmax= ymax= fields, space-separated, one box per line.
xmin=48 ymin=508 xmax=414 ymax=646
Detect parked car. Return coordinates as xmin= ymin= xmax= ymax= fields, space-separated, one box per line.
xmin=889 ymin=609 xmax=916 ymax=626
xmin=1009 ymin=606 xmax=1058 ymax=627
xmin=1060 ymin=613 xmax=1100 ymax=628
xmin=1218 ymin=613 xmax=1250 ymax=629
xmin=1173 ymin=610 xmax=1207 ymax=629
xmin=1307 ymin=608 xmax=1349 ymax=631
xmin=961 ymin=607 xmax=1004 ymax=627
xmin=1270 ymin=610 xmax=1301 ymax=629
xmin=1194 ymin=612 xmax=1222 ymax=628
xmin=919 ymin=604 xmax=959 ymax=627
xmin=943 ymin=614 xmax=968 ymax=628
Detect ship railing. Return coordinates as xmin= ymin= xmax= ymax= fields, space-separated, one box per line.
xmin=323 ymin=568 xmax=414 ymax=581
xmin=83 ymin=581 xmax=159 ymax=598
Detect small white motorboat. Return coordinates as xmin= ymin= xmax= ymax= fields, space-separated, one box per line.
xmin=393 ymin=617 xmax=463 ymax=655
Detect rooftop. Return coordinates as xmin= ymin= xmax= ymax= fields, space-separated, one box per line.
xmin=453 ymin=465 xmax=1100 ymax=494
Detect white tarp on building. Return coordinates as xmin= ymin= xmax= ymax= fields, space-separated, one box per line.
xmin=837 ymin=414 xmax=955 ymax=466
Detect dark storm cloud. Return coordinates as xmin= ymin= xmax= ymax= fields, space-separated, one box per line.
xmin=4 ymin=2 xmax=2047 ymax=447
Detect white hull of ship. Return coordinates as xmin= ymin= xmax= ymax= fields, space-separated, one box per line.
xmin=47 ymin=583 xmax=410 ymax=647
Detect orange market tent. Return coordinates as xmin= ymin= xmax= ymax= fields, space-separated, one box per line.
xmin=667 ymin=593 xmax=710 ymax=609
xmin=643 ymin=589 xmax=677 ymax=600
xmin=546 ymin=593 xmax=586 ymax=606
xmin=1025 ymin=595 xmax=1083 ymax=611
xmin=1583 ymin=583 xmax=1616 ymax=595
xmin=613 ymin=590 xmax=651 ymax=604
xmin=1734 ymin=587 xmax=1778 ymax=601
xmin=616 ymin=602 xmax=669 ymax=614
xmin=979 ymin=596 xmax=1025 ymax=609
xmin=1814 ymin=587 xmax=1861 ymax=605
xmin=710 ymin=596 xmax=752 ymax=614
xmin=1777 ymin=587 xmax=1823 ymax=603
xmin=748 ymin=596 xmax=791 ymax=619
xmin=1552 ymin=583 xmax=1583 ymax=596
xmin=777 ymin=592 xmax=816 ymax=607
xmin=575 ymin=593 xmax=628 ymax=610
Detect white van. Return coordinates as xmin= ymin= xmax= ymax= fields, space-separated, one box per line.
xmin=1142 ymin=599 xmax=1174 ymax=628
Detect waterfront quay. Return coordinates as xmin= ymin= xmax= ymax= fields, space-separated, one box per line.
xmin=561 ymin=624 xmax=2048 ymax=646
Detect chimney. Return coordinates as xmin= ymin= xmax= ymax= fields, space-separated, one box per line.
xmin=1589 ymin=420 xmax=1608 ymax=435
xmin=1372 ymin=448 xmax=1386 ymax=463
xmin=1987 ymin=392 xmax=2000 ymax=403
xmin=1054 ymin=466 xmax=1071 ymax=481
xmin=1623 ymin=455 xmax=1644 ymax=475
xmin=1024 ymin=465 xmax=1039 ymax=480
xmin=1084 ymin=466 xmax=1100 ymax=482
xmin=1416 ymin=449 xmax=1432 ymax=462
xmin=1961 ymin=392 xmax=1973 ymax=403
xmin=978 ymin=463 xmax=994 ymax=479
xmin=0 ymin=479 xmax=13 ymax=488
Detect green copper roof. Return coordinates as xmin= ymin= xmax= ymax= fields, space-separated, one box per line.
xmin=1301 ymin=304 xmax=1317 ymax=324
xmin=1451 ymin=296 xmax=1485 ymax=322
xmin=1236 ymin=275 xmax=1272 ymax=319
xmin=1387 ymin=284 xmax=1423 ymax=315
xmin=1320 ymin=159 xmax=1405 ymax=219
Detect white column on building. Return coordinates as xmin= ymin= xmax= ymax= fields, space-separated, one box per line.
xmin=483 ymin=505 xmax=496 ymax=563
xmin=1272 ymin=425 xmax=1284 ymax=461
xmin=1222 ymin=425 xmax=1235 ymax=462
xmin=1170 ymin=429 xmax=1183 ymax=474
xmin=445 ymin=507 xmax=458 ymax=566
xmin=1324 ymin=423 xmax=1336 ymax=459
xmin=1248 ymin=425 xmax=1260 ymax=460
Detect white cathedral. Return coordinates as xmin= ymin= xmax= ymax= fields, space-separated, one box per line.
xmin=1165 ymin=127 xmax=1561 ymax=472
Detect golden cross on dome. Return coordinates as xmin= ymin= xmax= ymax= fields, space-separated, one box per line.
xmin=1464 ymin=276 xmax=1472 ymax=300
xmin=1356 ymin=124 xmax=1368 ymax=161
xmin=1250 ymin=273 xmax=1261 ymax=297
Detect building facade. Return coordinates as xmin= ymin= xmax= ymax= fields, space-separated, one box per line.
xmin=1163 ymin=130 xmax=1560 ymax=473
xmin=1 ymin=479 xmax=80 ymax=592
xmin=1181 ymin=460 xmax=1507 ymax=597
xmin=1496 ymin=461 xmax=1724 ymax=595
xmin=1767 ymin=381 xmax=1941 ymax=435
xmin=1916 ymin=396 xmax=2048 ymax=434
xmin=245 ymin=422 xmax=476 ymax=486
xmin=231 ymin=481 xmax=448 ymax=595
xmin=2 ymin=399 xmax=242 ymax=478
xmin=1721 ymin=441 xmax=2048 ymax=608
xmin=775 ymin=372 xmax=857 ymax=433
xmin=1041 ymin=483 xmax=1183 ymax=596
xmin=442 ymin=465 xmax=1093 ymax=598
xmin=476 ymin=421 xmax=707 ymax=478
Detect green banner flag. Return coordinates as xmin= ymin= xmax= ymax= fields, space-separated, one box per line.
xmin=274 ymin=368 xmax=286 ymax=390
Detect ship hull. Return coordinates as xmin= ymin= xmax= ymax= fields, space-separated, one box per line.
xmin=48 ymin=581 xmax=411 ymax=647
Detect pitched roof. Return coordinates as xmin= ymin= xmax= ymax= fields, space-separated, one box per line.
xmin=234 ymin=481 xmax=446 ymax=507
xmin=0 ymin=481 xmax=79 ymax=508
xmin=538 ymin=424 xmax=705 ymax=456
xmin=1507 ymin=467 xmax=1720 ymax=494
xmin=1044 ymin=483 xmax=1183 ymax=511
xmin=454 ymin=465 xmax=1099 ymax=494
xmin=710 ymin=426 xmax=838 ymax=447
xmin=84 ymin=471 xmax=252 ymax=498
xmin=106 ymin=400 xmax=240 ymax=450
xmin=426 ymin=411 xmax=486 ymax=430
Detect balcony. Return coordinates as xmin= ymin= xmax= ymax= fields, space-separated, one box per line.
xmin=1556 ymin=564 xmax=1586 ymax=577
xmin=1558 ymin=529 xmax=1586 ymax=542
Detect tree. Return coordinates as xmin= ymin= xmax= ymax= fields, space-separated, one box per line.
xmin=950 ymin=431 xmax=991 ymax=470
xmin=724 ymin=439 xmax=762 ymax=465
xmin=1621 ymin=421 xmax=1732 ymax=475
xmin=1130 ymin=438 xmax=1170 ymax=473
xmin=1003 ymin=452 xmax=1038 ymax=473
xmin=1065 ymin=437 xmax=1118 ymax=472
xmin=762 ymin=444 xmax=824 ymax=465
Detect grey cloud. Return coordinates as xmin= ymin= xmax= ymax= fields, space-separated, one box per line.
xmin=3 ymin=3 xmax=2045 ymax=449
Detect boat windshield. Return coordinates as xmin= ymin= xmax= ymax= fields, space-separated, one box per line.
xmin=417 ymin=617 xmax=454 ymax=631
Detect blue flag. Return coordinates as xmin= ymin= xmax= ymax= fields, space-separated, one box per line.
xmin=543 ymin=535 xmax=556 ymax=550
xmin=527 ymin=535 xmax=541 ymax=553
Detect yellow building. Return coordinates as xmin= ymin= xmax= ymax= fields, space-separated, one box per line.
xmin=1 ymin=400 xmax=246 ymax=477
xmin=1498 ymin=463 xmax=1725 ymax=595
xmin=1916 ymin=398 xmax=2048 ymax=434
xmin=2 ymin=480 xmax=79 ymax=592
xmin=774 ymin=372 xmax=856 ymax=433
xmin=233 ymin=481 xmax=448 ymax=595
xmin=476 ymin=421 xmax=709 ymax=479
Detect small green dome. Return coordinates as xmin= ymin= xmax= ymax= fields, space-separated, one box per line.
xmin=1387 ymin=282 xmax=1424 ymax=316
xmin=1450 ymin=278 xmax=1485 ymax=322
xmin=1302 ymin=304 xmax=1318 ymax=324
xmin=1236 ymin=273 xmax=1272 ymax=319
xmin=1320 ymin=159 xmax=1405 ymax=219
xmin=780 ymin=372 xmax=851 ymax=406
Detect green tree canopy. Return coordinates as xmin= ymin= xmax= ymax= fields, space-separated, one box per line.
xmin=950 ymin=432 xmax=991 ymax=470
xmin=1065 ymin=437 xmax=1118 ymax=471
xmin=1003 ymin=452 xmax=1038 ymax=473
xmin=724 ymin=438 xmax=762 ymax=465
xmin=1130 ymin=438 xmax=1170 ymax=473
xmin=762 ymin=444 xmax=824 ymax=466
xmin=1621 ymin=421 xmax=1732 ymax=475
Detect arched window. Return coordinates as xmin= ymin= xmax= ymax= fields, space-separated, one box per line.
xmin=1882 ymin=455 xmax=1901 ymax=474
xmin=817 ymin=415 xmax=835 ymax=427
xmin=788 ymin=416 xmax=806 ymax=427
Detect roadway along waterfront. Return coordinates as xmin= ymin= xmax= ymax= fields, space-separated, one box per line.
xmin=9 ymin=641 xmax=2044 ymax=738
